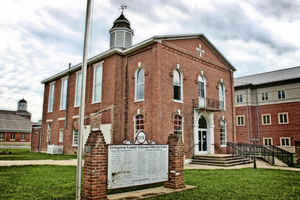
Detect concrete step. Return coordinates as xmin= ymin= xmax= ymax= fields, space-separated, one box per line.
xmin=193 ymin=155 xmax=246 ymax=161
xmin=190 ymin=160 xmax=252 ymax=167
xmin=191 ymin=154 xmax=252 ymax=167
xmin=192 ymin=158 xmax=251 ymax=164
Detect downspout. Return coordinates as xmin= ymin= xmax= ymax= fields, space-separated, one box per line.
xmin=65 ymin=63 xmax=71 ymax=129
xmin=230 ymin=70 xmax=235 ymax=143
xmin=124 ymin=56 xmax=129 ymax=140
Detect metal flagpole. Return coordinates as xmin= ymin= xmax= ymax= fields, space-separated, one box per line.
xmin=76 ymin=0 xmax=93 ymax=199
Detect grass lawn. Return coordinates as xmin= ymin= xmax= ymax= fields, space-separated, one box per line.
xmin=0 ymin=148 xmax=76 ymax=160
xmin=1 ymin=166 xmax=300 ymax=200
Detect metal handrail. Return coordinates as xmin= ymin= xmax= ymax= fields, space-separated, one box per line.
xmin=227 ymin=142 xmax=274 ymax=165
xmin=267 ymin=145 xmax=294 ymax=167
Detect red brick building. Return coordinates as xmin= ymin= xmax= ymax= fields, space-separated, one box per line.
xmin=39 ymin=13 xmax=236 ymax=158
xmin=235 ymin=66 xmax=300 ymax=152
xmin=0 ymin=99 xmax=32 ymax=145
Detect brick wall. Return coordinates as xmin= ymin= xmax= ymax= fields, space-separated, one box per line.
xmin=31 ymin=127 xmax=41 ymax=152
xmin=82 ymin=130 xmax=107 ymax=200
xmin=41 ymin=37 xmax=235 ymax=157
xmin=165 ymin=134 xmax=185 ymax=189
xmin=236 ymin=102 xmax=300 ymax=148
xmin=0 ymin=132 xmax=30 ymax=143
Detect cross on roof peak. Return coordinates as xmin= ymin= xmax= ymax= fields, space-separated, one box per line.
xmin=196 ymin=44 xmax=205 ymax=57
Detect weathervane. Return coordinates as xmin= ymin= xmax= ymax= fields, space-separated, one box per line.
xmin=120 ymin=4 xmax=127 ymax=13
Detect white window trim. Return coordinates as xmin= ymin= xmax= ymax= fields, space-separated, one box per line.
xmin=59 ymin=129 xmax=64 ymax=143
xmin=134 ymin=67 xmax=145 ymax=102
xmin=48 ymin=82 xmax=55 ymax=112
xmin=219 ymin=81 xmax=226 ymax=111
xmin=236 ymin=94 xmax=243 ymax=104
xmin=133 ymin=114 xmax=145 ymax=142
xmin=220 ymin=120 xmax=227 ymax=147
xmin=263 ymin=137 xmax=273 ymax=146
xmin=280 ymin=137 xmax=291 ymax=147
xmin=74 ymin=70 xmax=82 ymax=107
xmin=262 ymin=92 xmax=268 ymax=101
xmin=173 ymin=68 xmax=184 ymax=103
xmin=60 ymin=77 xmax=68 ymax=110
xmin=10 ymin=133 xmax=15 ymax=141
xmin=236 ymin=115 xmax=245 ymax=126
xmin=278 ymin=112 xmax=289 ymax=124
xmin=278 ymin=90 xmax=286 ymax=100
xmin=92 ymin=61 xmax=104 ymax=104
xmin=198 ymin=75 xmax=206 ymax=98
xmin=72 ymin=130 xmax=79 ymax=147
xmin=21 ymin=133 xmax=25 ymax=140
xmin=261 ymin=114 xmax=272 ymax=125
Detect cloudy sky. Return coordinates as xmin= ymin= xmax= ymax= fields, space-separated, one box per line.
xmin=0 ymin=0 xmax=300 ymax=121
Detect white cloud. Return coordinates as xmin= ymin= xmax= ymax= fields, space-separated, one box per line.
xmin=0 ymin=0 xmax=299 ymax=121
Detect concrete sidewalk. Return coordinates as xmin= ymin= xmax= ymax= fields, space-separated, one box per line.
xmin=185 ymin=160 xmax=300 ymax=171
xmin=0 ymin=159 xmax=77 ymax=167
xmin=0 ymin=159 xmax=299 ymax=172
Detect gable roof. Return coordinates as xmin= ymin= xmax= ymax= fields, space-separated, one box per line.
xmin=42 ymin=34 xmax=236 ymax=84
xmin=235 ymin=66 xmax=300 ymax=87
xmin=0 ymin=110 xmax=32 ymax=133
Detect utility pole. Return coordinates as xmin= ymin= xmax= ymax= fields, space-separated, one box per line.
xmin=76 ymin=0 xmax=93 ymax=199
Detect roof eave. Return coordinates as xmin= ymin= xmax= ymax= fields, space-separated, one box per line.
xmin=235 ymin=77 xmax=300 ymax=89
xmin=41 ymin=33 xmax=236 ymax=84
xmin=200 ymin=35 xmax=236 ymax=72
xmin=154 ymin=33 xmax=236 ymax=71
xmin=41 ymin=48 xmax=123 ymax=84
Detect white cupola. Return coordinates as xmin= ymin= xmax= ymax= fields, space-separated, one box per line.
xmin=109 ymin=11 xmax=134 ymax=49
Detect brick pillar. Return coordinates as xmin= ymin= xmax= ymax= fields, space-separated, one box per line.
xmin=82 ymin=129 xmax=107 ymax=200
xmin=164 ymin=134 xmax=185 ymax=189
xmin=295 ymin=141 xmax=300 ymax=165
xmin=31 ymin=127 xmax=41 ymax=152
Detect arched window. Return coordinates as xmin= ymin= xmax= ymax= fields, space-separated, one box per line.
xmin=198 ymin=75 xmax=206 ymax=99
xmin=220 ymin=119 xmax=226 ymax=146
xmin=135 ymin=114 xmax=144 ymax=132
xmin=198 ymin=116 xmax=207 ymax=129
xmin=174 ymin=114 xmax=183 ymax=135
xmin=219 ymin=82 xmax=225 ymax=110
xmin=173 ymin=69 xmax=182 ymax=101
xmin=135 ymin=68 xmax=144 ymax=101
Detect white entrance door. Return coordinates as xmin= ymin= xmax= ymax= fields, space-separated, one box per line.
xmin=194 ymin=115 xmax=209 ymax=155
xmin=198 ymin=129 xmax=208 ymax=154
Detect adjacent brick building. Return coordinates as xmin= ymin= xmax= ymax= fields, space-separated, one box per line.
xmin=39 ymin=12 xmax=236 ymax=159
xmin=235 ymin=66 xmax=300 ymax=152
xmin=0 ymin=99 xmax=32 ymax=145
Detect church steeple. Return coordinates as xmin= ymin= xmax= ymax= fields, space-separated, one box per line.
xmin=109 ymin=5 xmax=134 ymax=49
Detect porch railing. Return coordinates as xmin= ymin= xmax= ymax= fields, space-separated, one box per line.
xmin=192 ymin=97 xmax=220 ymax=111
